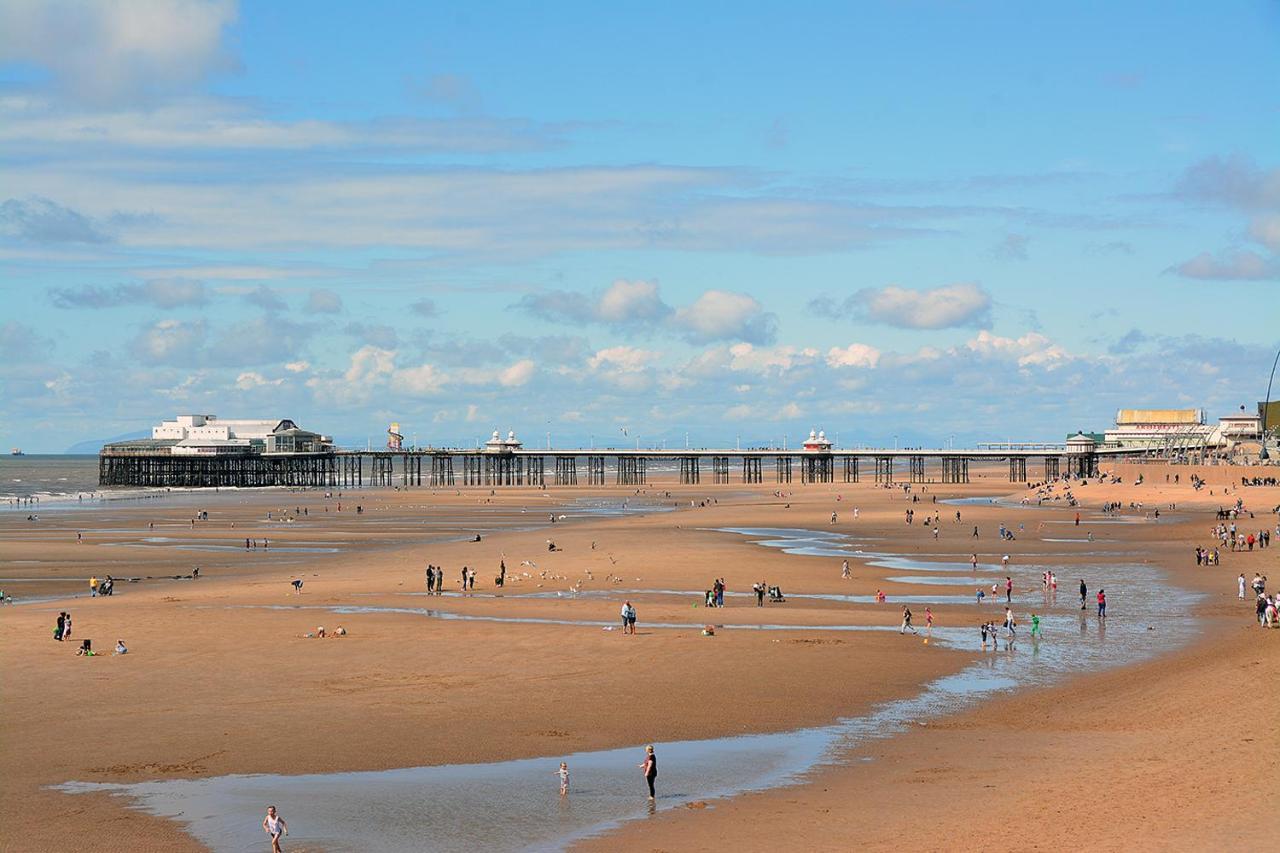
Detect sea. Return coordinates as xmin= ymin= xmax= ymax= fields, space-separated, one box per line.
xmin=0 ymin=454 xmax=102 ymax=503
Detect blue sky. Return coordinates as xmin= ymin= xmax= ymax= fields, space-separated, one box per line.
xmin=1 ymin=1 xmax=1278 ymax=452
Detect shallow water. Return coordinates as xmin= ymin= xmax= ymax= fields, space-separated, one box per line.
xmin=59 ymin=525 xmax=1200 ymax=851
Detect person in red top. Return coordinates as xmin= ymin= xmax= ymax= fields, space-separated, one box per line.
xmin=1005 ymin=576 xmax=1013 ymax=603
xmin=1097 ymin=589 xmax=1106 ymax=618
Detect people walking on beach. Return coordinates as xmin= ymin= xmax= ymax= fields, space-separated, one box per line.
xmin=1030 ymin=613 xmax=1042 ymax=638
xmin=54 ymin=612 xmax=65 ymax=641
xmin=980 ymin=621 xmax=989 ymax=648
xmin=554 ymin=761 xmax=570 ymax=796
xmin=291 ymin=578 xmax=303 ymax=594
xmin=1238 ymin=574 xmax=1246 ymax=599
xmin=754 ymin=582 xmax=766 ymax=606
xmin=90 ymin=576 xmax=98 ymax=597
xmin=1004 ymin=606 xmax=1016 ymax=637
xmin=425 ymin=565 xmax=435 ymax=593
xmin=263 ymin=805 xmax=288 ymax=852
xmin=621 ymin=600 xmax=637 ymax=634
xmin=925 ymin=607 xmax=934 ymax=637
xmin=639 ymin=745 xmax=658 ymax=799
xmin=900 ymin=606 xmax=917 ymax=634
xmin=841 ymin=559 xmax=850 ymax=579
xmin=1097 ymin=589 xmax=1107 ymax=618
xmin=970 ymin=553 xmax=978 ymax=571
xmin=1079 ymin=579 xmax=1088 ymax=610
xmin=1005 ymin=577 xmax=1013 ymax=603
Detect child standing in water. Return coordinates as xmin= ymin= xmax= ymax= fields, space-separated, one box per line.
xmin=556 ymin=761 xmax=569 ymax=796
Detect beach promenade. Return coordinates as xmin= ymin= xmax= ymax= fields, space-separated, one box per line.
xmin=0 ymin=466 xmax=1276 ymax=850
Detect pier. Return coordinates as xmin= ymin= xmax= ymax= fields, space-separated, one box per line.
xmin=99 ymin=431 xmax=1136 ymax=489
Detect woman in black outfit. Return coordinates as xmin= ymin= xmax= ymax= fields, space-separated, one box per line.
xmin=639 ymin=744 xmax=658 ymax=799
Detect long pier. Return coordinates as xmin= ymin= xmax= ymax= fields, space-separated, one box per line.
xmin=100 ymin=442 xmax=1145 ymax=489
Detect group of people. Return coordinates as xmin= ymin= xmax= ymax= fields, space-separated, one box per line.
xmin=1241 ymin=574 xmax=1278 ymax=627
xmin=424 ymin=564 xmax=476 ymax=592
xmin=89 ymin=575 xmax=116 ymax=596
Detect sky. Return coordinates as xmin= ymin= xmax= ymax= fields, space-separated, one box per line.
xmin=1 ymin=0 xmax=1278 ymax=452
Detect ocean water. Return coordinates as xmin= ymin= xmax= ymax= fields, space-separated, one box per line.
xmin=0 ymin=455 xmax=101 ymax=502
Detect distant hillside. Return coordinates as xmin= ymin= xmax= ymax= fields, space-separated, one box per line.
xmin=65 ymin=429 xmax=149 ymax=454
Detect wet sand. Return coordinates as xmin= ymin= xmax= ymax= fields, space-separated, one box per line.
xmin=1 ymin=468 xmax=1277 ymax=850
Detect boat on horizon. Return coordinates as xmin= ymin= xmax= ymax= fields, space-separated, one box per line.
xmin=10 ymin=448 xmax=23 ymax=456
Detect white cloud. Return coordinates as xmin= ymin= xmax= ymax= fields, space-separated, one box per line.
xmin=724 ymin=401 xmax=802 ymax=421
xmin=587 ymin=346 xmax=661 ymax=372
xmin=965 ymin=330 xmax=1070 ymax=368
xmin=498 ymin=359 xmax=535 ymax=387
xmin=305 ymin=288 xmax=343 ymax=314
xmin=596 ymin=280 xmax=669 ymax=322
xmin=234 ymin=371 xmax=282 ymax=390
xmin=284 ymin=360 xmax=310 ymax=373
xmin=1167 ymin=249 xmax=1278 ymax=281
xmin=394 ymin=363 xmax=446 ymax=396
xmin=0 ymin=0 xmax=238 ymax=105
xmin=672 ymin=290 xmax=776 ymax=344
xmin=818 ymin=282 xmax=993 ymax=329
xmin=130 ymin=318 xmax=206 ymax=364
xmin=825 ymin=343 xmax=882 ymax=369
xmin=1249 ymin=215 xmax=1280 ymax=250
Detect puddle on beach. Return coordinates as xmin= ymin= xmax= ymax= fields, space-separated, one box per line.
xmin=61 ymin=523 xmax=1200 ymax=851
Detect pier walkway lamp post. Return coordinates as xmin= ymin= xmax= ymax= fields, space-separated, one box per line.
xmin=1262 ymin=345 xmax=1280 ymax=461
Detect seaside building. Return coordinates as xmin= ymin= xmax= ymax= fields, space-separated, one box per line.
xmin=100 ymin=415 xmax=336 ymax=487
xmin=1103 ymin=408 xmax=1209 ymax=449
xmin=802 ymin=429 xmax=833 ymax=452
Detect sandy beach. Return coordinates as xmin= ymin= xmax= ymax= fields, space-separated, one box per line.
xmin=1 ymin=465 xmax=1277 ymax=851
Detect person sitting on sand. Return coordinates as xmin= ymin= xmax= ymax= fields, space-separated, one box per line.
xmin=316 ymin=626 xmax=326 ymax=638
xmin=334 ymin=626 xmax=346 ymax=636
xmin=114 ymin=639 xmax=128 ymax=655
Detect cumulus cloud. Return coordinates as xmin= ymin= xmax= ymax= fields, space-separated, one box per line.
xmin=1165 ymin=249 xmax=1278 ymax=281
xmin=0 ymin=0 xmax=239 ymax=105
xmin=394 ymin=363 xmax=447 ymax=396
xmin=587 ymin=346 xmax=662 ymax=373
xmin=1 ymin=196 xmax=110 ymax=243
xmin=519 ymin=279 xmax=671 ymax=326
xmin=1173 ymin=154 xmax=1280 ymax=211
xmin=243 ymin=284 xmax=287 ymax=311
xmin=128 ymin=315 xmax=312 ymax=367
xmin=965 ymin=330 xmax=1070 ymax=368
xmin=672 ymin=290 xmax=777 ymax=344
xmin=0 ymin=321 xmax=54 ymax=361
xmin=1247 ymin=215 xmax=1280 ymax=251
xmin=234 ymin=371 xmax=283 ymax=390
xmin=305 ymin=288 xmax=343 ymax=314
xmin=305 ymin=346 xmax=537 ymax=405
xmin=130 ymin=318 xmax=208 ymax=364
xmin=826 ymin=343 xmax=882 ymax=369
xmin=50 ymin=279 xmax=206 ymax=308
xmin=684 ymin=343 xmax=818 ymax=379
xmin=498 ymin=359 xmax=535 ymax=387
xmin=811 ymin=282 xmax=992 ymax=329
xmin=284 ymin=360 xmax=310 ymax=373
xmin=518 ymin=281 xmax=774 ymax=343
